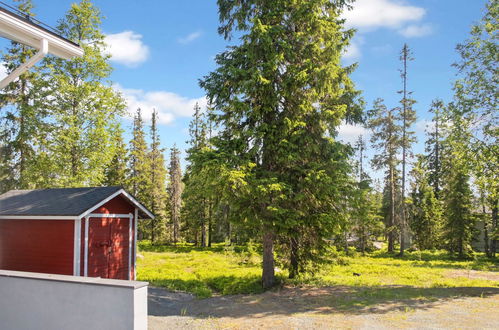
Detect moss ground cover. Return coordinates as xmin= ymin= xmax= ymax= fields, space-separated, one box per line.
xmin=137 ymin=242 xmax=498 ymax=298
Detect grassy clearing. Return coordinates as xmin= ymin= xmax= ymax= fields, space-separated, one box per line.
xmin=137 ymin=241 xmax=499 ymax=299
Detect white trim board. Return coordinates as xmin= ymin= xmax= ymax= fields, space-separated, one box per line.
xmin=87 ymin=213 xmax=132 ymax=218
xmin=78 ymin=189 xmax=154 ymax=220
xmin=73 ymin=218 xmax=81 ymax=276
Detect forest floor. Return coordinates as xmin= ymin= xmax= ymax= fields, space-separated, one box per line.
xmin=138 ymin=243 xmax=499 ymax=328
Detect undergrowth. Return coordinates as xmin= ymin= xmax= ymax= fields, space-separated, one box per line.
xmin=137 ymin=241 xmax=498 ymax=298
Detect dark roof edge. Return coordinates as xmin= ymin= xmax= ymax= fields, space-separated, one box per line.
xmin=0 ymin=6 xmax=80 ymax=48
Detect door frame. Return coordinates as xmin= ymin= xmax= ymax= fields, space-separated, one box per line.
xmin=83 ymin=213 xmax=133 ymax=279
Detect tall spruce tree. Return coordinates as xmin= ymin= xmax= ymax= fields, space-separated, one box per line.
xmin=397 ymin=44 xmax=417 ymax=256
xmin=168 ymin=145 xmax=183 ymax=244
xmin=409 ymin=155 xmax=442 ymax=250
xmin=201 ymin=0 xmax=361 ymax=287
xmin=182 ymin=102 xmax=209 ymax=246
xmin=425 ymin=99 xmax=445 ymax=199
xmin=368 ymin=98 xmax=403 ymax=253
xmin=129 ymin=108 xmax=150 ymax=239
xmin=45 ymin=0 xmax=125 ymax=186
xmin=148 ymin=109 xmax=168 ymax=243
xmin=441 ymin=104 xmax=475 ymax=258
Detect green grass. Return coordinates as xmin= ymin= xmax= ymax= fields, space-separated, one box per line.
xmin=137 ymin=241 xmax=266 ymax=298
xmin=137 ymin=241 xmax=499 ymax=298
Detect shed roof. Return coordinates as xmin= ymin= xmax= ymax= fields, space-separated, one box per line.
xmin=0 ymin=186 xmax=153 ymax=219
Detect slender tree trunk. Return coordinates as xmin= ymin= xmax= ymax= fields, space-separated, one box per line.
xmin=399 ymin=44 xmax=409 ymax=257
xmin=388 ymin=164 xmax=395 ymax=253
xmin=208 ymin=200 xmax=212 ymax=247
xmin=289 ymin=236 xmax=299 ymax=279
xmin=482 ymin=196 xmax=490 ymax=256
xmin=201 ymin=200 xmax=207 ymax=248
xmin=491 ymin=199 xmax=498 ymax=257
xmin=262 ymin=229 xmax=275 ymax=289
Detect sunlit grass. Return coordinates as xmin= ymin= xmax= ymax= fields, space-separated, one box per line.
xmin=137 ymin=241 xmax=498 ymax=298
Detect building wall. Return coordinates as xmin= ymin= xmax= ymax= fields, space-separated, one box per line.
xmin=0 ymin=219 xmax=74 ymax=275
xmin=0 ymin=270 xmax=148 ymax=330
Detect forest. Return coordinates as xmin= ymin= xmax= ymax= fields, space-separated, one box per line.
xmin=0 ymin=0 xmax=497 ymax=291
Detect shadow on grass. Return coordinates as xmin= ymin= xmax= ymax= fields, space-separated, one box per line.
xmin=148 ymin=284 xmax=499 ymax=318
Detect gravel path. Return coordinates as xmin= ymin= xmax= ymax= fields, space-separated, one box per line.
xmin=148 ymin=286 xmax=499 ymax=329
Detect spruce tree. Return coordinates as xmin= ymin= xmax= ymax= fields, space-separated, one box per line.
xmin=397 ymin=44 xmax=417 ymax=256
xmin=182 ymin=102 xmax=209 ymax=246
xmin=409 ymin=155 xmax=442 ymax=250
xmin=148 ymin=109 xmax=168 ymax=243
xmin=168 ymin=145 xmax=183 ymax=244
xmin=425 ymin=99 xmax=445 ymax=199
xmin=104 ymin=124 xmax=129 ymax=186
xmin=441 ymin=104 xmax=475 ymax=258
xmin=201 ymin=0 xmax=361 ymax=287
xmin=129 ymin=108 xmax=150 ymax=239
xmin=368 ymin=98 xmax=403 ymax=253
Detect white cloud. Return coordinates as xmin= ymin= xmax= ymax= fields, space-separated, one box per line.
xmin=115 ymin=84 xmax=207 ymax=125
xmin=343 ymin=0 xmax=426 ymax=31
xmin=178 ymin=31 xmax=202 ymax=44
xmin=343 ymin=41 xmax=362 ymax=61
xmin=398 ymin=24 xmax=433 ymax=38
xmin=105 ymin=31 xmax=150 ymax=67
xmin=337 ymin=123 xmax=370 ymax=144
xmin=415 ymin=119 xmax=433 ymax=134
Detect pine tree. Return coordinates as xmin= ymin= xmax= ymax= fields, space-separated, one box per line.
xmin=201 ymin=0 xmax=362 ymax=287
xmin=425 ymin=99 xmax=445 ymax=199
xmin=45 ymin=0 xmax=125 ymax=186
xmin=368 ymin=98 xmax=403 ymax=253
xmin=397 ymin=44 xmax=417 ymax=256
xmin=168 ymin=145 xmax=183 ymax=244
xmin=409 ymin=155 xmax=442 ymax=250
xmin=148 ymin=109 xmax=168 ymax=243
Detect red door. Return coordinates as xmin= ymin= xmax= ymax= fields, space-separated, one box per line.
xmin=88 ymin=217 xmax=129 ymax=280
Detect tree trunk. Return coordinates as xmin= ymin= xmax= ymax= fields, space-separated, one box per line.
xmin=289 ymin=236 xmax=298 ymax=279
xmin=208 ymin=200 xmax=212 ymax=247
xmin=482 ymin=198 xmax=490 ymax=257
xmin=388 ymin=165 xmax=395 ymax=253
xmin=491 ymin=199 xmax=498 ymax=258
xmin=262 ymin=229 xmax=275 ymax=289
xmin=150 ymin=218 xmax=155 ymax=244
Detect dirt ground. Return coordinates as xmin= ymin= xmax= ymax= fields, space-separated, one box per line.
xmin=148 ymin=284 xmax=499 ymax=329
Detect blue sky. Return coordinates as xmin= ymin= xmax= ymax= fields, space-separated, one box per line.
xmin=0 ymin=0 xmax=488 ymax=174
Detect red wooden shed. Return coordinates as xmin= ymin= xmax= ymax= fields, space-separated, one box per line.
xmin=0 ymin=186 xmax=153 ymax=280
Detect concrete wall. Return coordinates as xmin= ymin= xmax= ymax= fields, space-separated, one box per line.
xmin=0 ymin=270 xmax=148 ymax=330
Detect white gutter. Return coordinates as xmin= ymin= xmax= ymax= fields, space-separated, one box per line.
xmin=0 ymin=38 xmax=47 ymax=89
xmin=0 ymin=6 xmax=84 ymax=89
